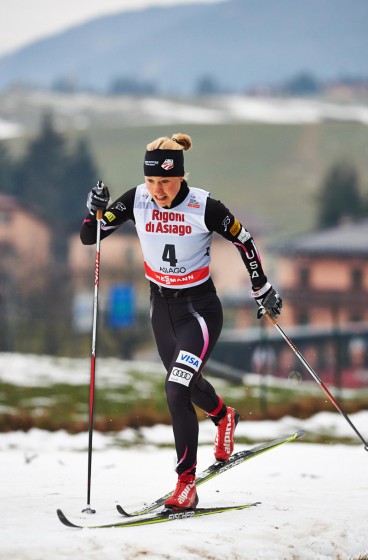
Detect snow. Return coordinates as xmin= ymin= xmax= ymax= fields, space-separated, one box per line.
xmin=1 ymin=94 xmax=368 ymax=140
xmin=0 ymin=117 xmax=24 ymax=139
xmin=0 ymin=352 xmax=165 ymax=387
xmin=1 ymin=414 xmax=367 ymax=559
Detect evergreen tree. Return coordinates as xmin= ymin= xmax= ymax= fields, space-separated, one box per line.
xmin=16 ymin=113 xmax=67 ymax=211
xmin=0 ymin=142 xmax=15 ymax=194
xmin=283 ymin=72 xmax=321 ymax=96
xmin=63 ymin=137 xmax=98 ymax=232
xmin=195 ymin=75 xmax=222 ymax=95
xmin=317 ymin=162 xmax=364 ymax=228
xmin=16 ymin=113 xmax=99 ymax=259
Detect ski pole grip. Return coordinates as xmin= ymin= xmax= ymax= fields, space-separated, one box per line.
xmin=258 ymin=306 xmax=278 ymax=325
xmin=95 ymin=180 xmax=105 ymax=221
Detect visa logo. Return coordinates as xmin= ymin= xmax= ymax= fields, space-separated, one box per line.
xmin=177 ymin=350 xmax=202 ymax=372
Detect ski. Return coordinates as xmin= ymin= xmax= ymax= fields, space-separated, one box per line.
xmin=57 ymin=502 xmax=260 ymax=529
xmin=117 ymin=429 xmax=304 ymax=517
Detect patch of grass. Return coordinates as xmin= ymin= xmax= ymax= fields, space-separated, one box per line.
xmin=0 ymin=379 xmax=170 ymax=432
xmin=0 ymin=376 xmax=366 ymax=438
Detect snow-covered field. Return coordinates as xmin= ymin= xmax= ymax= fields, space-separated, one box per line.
xmin=1 ymin=413 xmax=367 ymax=560
xmin=1 ymin=352 xmax=367 ymax=559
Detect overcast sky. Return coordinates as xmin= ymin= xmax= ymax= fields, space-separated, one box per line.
xmin=0 ymin=0 xmax=223 ymax=56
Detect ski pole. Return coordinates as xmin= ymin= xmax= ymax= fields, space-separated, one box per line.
xmin=82 ymin=181 xmax=105 ymax=513
xmin=259 ymin=307 xmax=368 ymax=451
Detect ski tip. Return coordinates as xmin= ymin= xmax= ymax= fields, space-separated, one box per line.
xmin=116 ymin=504 xmax=131 ymax=517
xmin=295 ymin=429 xmax=306 ymax=438
xmin=56 ymin=509 xmax=80 ymax=529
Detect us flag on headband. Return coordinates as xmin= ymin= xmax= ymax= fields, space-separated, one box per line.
xmin=161 ymin=159 xmax=174 ymax=170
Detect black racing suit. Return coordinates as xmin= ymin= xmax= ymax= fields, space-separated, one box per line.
xmin=80 ymin=182 xmax=268 ymax=476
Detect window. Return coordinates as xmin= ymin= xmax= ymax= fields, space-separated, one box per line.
xmin=299 ymin=266 xmax=310 ymax=288
xmin=0 ymin=242 xmax=16 ymax=258
xmin=350 ymin=313 xmax=363 ymax=323
xmin=351 ymin=268 xmax=363 ymax=290
xmin=297 ymin=310 xmax=309 ymax=325
xmin=0 ymin=212 xmax=11 ymax=224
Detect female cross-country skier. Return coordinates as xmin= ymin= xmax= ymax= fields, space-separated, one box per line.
xmin=80 ymin=132 xmax=282 ymax=510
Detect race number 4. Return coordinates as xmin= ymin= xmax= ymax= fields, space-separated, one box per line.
xmin=162 ymin=244 xmax=178 ymax=267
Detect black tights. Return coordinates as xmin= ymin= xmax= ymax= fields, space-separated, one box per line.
xmin=150 ymin=286 xmax=226 ymax=476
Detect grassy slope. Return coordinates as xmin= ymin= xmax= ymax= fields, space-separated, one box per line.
xmin=79 ymin=121 xmax=368 ymax=239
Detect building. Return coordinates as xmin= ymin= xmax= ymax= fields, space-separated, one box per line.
xmin=275 ymin=219 xmax=368 ymax=326
xmin=213 ymin=220 xmax=368 ymax=387
xmin=0 ymin=193 xmax=51 ymax=292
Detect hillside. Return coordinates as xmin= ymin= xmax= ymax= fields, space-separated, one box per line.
xmin=1 ymin=88 xmax=367 ymax=239
xmin=86 ymin=123 xmax=368 ymax=238
xmin=0 ymin=0 xmax=367 ymax=93
xmin=3 ymin=109 xmax=367 ymax=239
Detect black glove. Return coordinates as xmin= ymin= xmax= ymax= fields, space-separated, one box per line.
xmin=251 ymin=282 xmax=282 ymax=319
xmin=86 ymin=181 xmax=111 ymax=215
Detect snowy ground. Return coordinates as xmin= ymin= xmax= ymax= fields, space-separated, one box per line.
xmin=0 ymin=92 xmax=368 ymax=139
xmin=1 ymin=412 xmax=367 ymax=560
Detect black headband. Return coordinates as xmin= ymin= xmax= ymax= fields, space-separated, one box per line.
xmin=144 ymin=149 xmax=185 ymax=177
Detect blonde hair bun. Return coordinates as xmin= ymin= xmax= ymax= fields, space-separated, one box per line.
xmin=146 ymin=133 xmax=192 ymax=152
xmin=171 ymin=133 xmax=192 ymax=151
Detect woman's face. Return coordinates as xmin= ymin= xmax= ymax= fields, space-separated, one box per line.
xmin=145 ymin=176 xmax=183 ymax=208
